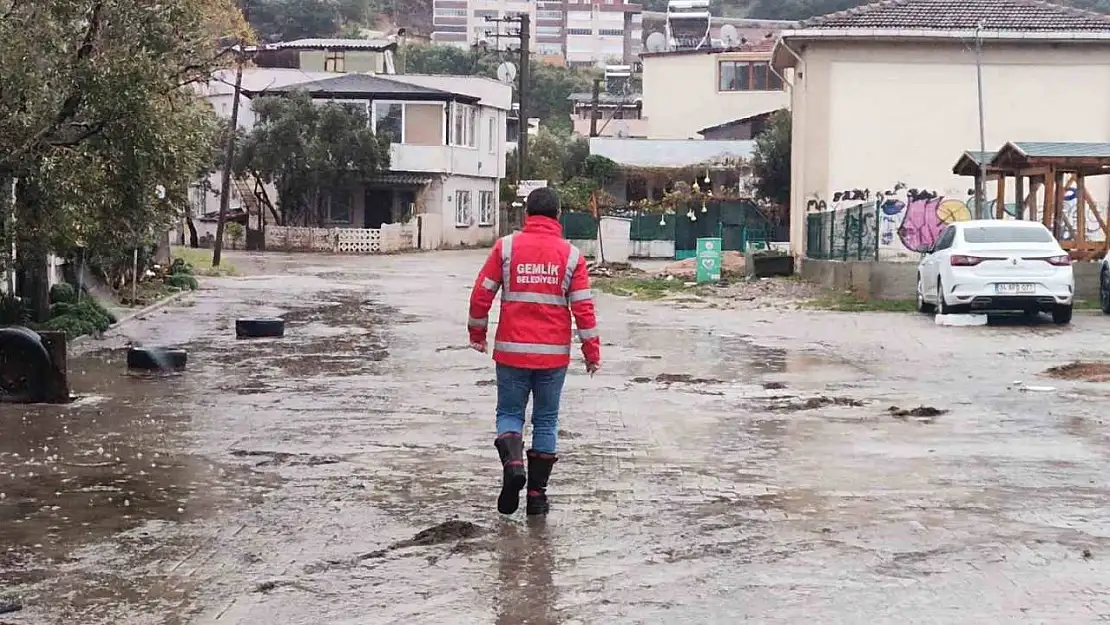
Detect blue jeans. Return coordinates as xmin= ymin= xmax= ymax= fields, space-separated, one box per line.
xmin=495 ymin=364 xmax=568 ymax=454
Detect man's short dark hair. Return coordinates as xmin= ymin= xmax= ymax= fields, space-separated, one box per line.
xmin=525 ymin=187 xmax=560 ymax=218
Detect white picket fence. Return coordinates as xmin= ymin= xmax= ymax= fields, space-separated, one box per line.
xmin=264 ymin=223 xmax=417 ymax=254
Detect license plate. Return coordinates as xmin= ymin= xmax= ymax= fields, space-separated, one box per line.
xmin=995 ymin=283 xmax=1035 ymax=294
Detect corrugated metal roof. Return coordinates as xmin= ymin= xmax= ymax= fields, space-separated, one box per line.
xmin=260 ymin=73 xmax=461 ymax=98
xmin=801 ymin=0 xmax=1110 ymax=32
xmin=367 ymin=173 xmax=434 ymax=185
xmin=1011 ymin=141 xmax=1110 ymax=157
xmin=589 ymin=138 xmax=754 ymax=168
xmin=272 ymin=38 xmax=395 ymax=50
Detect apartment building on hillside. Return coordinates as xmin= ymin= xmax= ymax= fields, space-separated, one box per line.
xmin=431 ymin=0 xmax=642 ymax=66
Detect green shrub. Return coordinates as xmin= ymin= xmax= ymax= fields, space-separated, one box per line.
xmin=49 ymin=282 xmax=77 ymax=304
xmin=0 ymin=293 xmax=29 ymax=325
xmin=73 ymin=299 xmax=115 ymax=331
xmin=170 ymin=258 xmax=194 ymax=275
xmin=165 ymin=273 xmax=198 ymax=291
xmin=42 ymin=314 xmax=99 ymax=340
xmin=50 ymin=302 xmax=75 ymax=317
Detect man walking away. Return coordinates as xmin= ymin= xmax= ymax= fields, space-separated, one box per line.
xmin=467 ymin=187 xmax=601 ymax=516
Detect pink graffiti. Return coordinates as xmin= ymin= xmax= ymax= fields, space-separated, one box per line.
xmin=897 ymin=198 xmax=943 ymax=253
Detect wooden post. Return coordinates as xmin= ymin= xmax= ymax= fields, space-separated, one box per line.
xmin=1054 ymin=170 xmax=1066 ymax=239
xmin=1014 ymin=175 xmax=1025 ymax=220
xmin=37 ymin=330 xmax=70 ymax=403
xmin=995 ymin=175 xmax=1006 ymax=219
xmin=1077 ymin=173 xmax=1087 ymax=243
xmin=1042 ymin=171 xmax=1055 ymax=231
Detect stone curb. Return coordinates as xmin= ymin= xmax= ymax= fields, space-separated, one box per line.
xmin=69 ymin=289 xmax=192 ymax=348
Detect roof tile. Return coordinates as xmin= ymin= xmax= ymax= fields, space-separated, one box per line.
xmin=801 ymin=0 xmax=1110 ymax=32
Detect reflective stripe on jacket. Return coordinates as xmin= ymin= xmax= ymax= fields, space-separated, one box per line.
xmin=468 ymin=215 xmax=601 ymax=369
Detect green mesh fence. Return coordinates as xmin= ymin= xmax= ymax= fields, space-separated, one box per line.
xmin=560 ymin=211 xmax=598 ymax=240
xmin=805 ymin=202 xmax=880 ymax=260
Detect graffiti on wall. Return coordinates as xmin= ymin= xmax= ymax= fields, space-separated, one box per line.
xmin=811 ymin=181 xmax=1108 ymax=257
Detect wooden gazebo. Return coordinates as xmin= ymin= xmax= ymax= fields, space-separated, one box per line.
xmin=954 ymin=141 xmax=1110 ymax=260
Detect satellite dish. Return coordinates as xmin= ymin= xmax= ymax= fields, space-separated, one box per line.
xmin=645 ymin=31 xmax=667 ymax=53
xmin=720 ymin=24 xmax=739 ymax=47
xmin=497 ymin=61 xmax=517 ymax=83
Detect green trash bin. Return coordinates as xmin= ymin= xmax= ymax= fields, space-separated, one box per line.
xmin=695 ymin=237 xmax=722 ymax=283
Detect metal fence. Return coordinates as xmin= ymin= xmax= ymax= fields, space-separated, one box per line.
xmin=559 ymin=209 xmax=676 ymax=242
xmin=805 ymin=202 xmax=880 ymax=261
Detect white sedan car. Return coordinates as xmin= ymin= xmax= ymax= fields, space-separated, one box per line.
xmin=915 ymin=220 xmax=1074 ymax=324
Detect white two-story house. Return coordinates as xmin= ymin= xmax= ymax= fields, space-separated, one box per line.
xmin=197 ymin=67 xmax=511 ymax=250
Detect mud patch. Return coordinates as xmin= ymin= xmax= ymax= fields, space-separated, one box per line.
xmin=770 ymin=396 xmax=864 ymax=412
xmin=888 ymin=405 xmax=947 ymax=420
xmin=1043 ymin=361 xmax=1110 ymax=382
xmin=475 ymin=379 xmax=496 ymax=387
xmin=762 ymin=381 xmax=787 ymax=390
xmin=229 ymin=449 xmax=345 ymax=467
xmin=635 ymin=373 xmax=722 ymax=385
xmin=0 ymin=599 xmax=22 ymax=615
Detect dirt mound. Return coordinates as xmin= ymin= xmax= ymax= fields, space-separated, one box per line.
xmin=634 ymin=373 xmax=722 ymax=384
xmin=397 ymin=520 xmax=487 ymax=548
xmin=658 ymin=251 xmax=746 ymax=280
xmin=1043 ymin=361 xmax=1110 ymax=382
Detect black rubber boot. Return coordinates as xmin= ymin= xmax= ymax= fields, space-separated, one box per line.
xmin=494 ymin=433 xmax=527 ymax=514
xmin=525 ymin=450 xmax=558 ymax=516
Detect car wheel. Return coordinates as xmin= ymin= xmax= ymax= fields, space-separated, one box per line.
xmin=1101 ymin=268 xmax=1110 ymax=314
xmin=916 ymin=274 xmax=935 ymax=313
xmin=936 ymin=280 xmax=948 ymax=315
xmin=1052 ymin=305 xmax=1073 ymax=325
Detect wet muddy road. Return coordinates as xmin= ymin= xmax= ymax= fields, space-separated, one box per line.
xmin=4 ymin=250 xmax=1110 ymax=624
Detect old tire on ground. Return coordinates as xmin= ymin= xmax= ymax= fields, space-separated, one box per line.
xmin=127 ymin=347 xmax=187 ymax=372
xmin=0 ymin=326 xmax=52 ymax=402
xmin=236 ymin=317 xmax=285 ymax=339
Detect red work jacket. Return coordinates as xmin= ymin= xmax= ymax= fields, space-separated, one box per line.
xmin=468 ymin=215 xmax=601 ymax=369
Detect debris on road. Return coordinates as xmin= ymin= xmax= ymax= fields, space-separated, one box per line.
xmin=0 ymin=599 xmax=22 ymax=615
xmin=587 ymin=261 xmax=642 ymax=278
xmin=762 ymin=381 xmax=787 ymax=390
xmin=770 ymin=395 xmax=865 ymax=411
xmin=1043 ymin=361 xmax=1110 ymax=382
xmin=888 ymin=406 xmax=947 ymax=418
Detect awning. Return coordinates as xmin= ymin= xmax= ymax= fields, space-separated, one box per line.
xmin=366 ymin=173 xmax=435 ymax=186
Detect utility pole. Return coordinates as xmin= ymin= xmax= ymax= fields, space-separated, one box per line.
xmin=974 ymin=21 xmax=987 ymax=217
xmin=589 ymin=77 xmax=602 ymax=137
xmin=212 ymin=54 xmax=243 ymax=268
xmin=517 ymin=13 xmax=530 ymax=182
xmin=483 ymin=13 xmax=531 ymax=182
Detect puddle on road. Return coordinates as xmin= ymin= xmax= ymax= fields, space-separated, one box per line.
xmin=0 ymin=348 xmax=278 ymax=605
xmin=201 ymin=293 xmax=395 ymax=379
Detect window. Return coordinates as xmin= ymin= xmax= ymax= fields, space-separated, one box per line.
xmin=451 ymin=103 xmax=477 ymax=147
xmin=962 ymin=225 xmax=1054 ymax=244
xmin=487 ymin=117 xmax=496 ymax=153
xmin=324 ymin=51 xmax=345 ymax=73
xmin=598 ymin=28 xmax=624 ymax=36
xmin=536 ymin=26 xmax=562 ymax=35
xmin=436 ymin=7 xmax=467 ymax=16
xmin=566 ymin=28 xmax=591 ymax=35
xmin=933 ymin=226 xmax=956 ymax=251
xmin=473 ymin=9 xmax=498 ymax=17
xmin=479 ymin=190 xmax=495 ymax=226
xmin=537 ymin=10 xmax=563 ymax=18
xmin=718 ymin=61 xmax=783 ymax=91
xmin=323 ymin=191 xmax=351 ymax=223
xmin=373 ymin=102 xmax=404 ymax=143
xmin=455 ymin=190 xmax=473 ymax=226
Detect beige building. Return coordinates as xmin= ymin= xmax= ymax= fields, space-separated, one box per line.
xmin=773 ymin=0 xmax=1110 ymax=259
xmin=641 ymin=41 xmax=790 ymax=139
xmin=253 ymin=38 xmax=397 ymax=74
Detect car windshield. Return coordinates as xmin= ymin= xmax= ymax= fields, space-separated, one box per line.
xmin=962 ymin=226 xmax=1054 ymax=244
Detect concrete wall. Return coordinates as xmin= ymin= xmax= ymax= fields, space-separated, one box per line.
xmin=437 ymin=174 xmax=500 ymax=248
xmin=641 ymin=50 xmax=789 ymax=139
xmin=801 ymin=259 xmax=1103 ymax=301
xmin=788 ymin=40 xmax=1110 ymax=258
xmin=568 ymin=238 xmax=675 ymax=259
